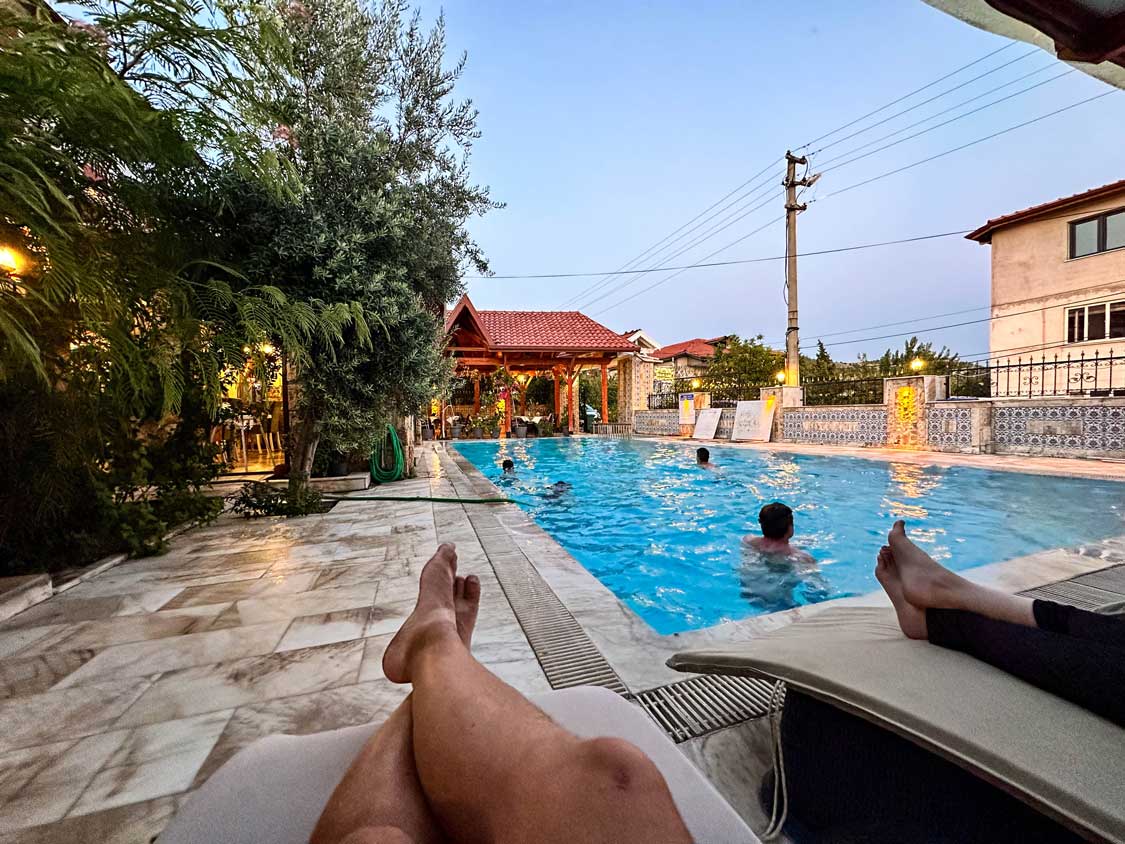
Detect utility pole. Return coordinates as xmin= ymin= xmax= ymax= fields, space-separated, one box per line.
xmin=783 ymin=150 xmax=818 ymax=387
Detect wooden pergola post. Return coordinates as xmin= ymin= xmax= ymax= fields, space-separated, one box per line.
xmin=567 ymin=364 xmax=580 ymax=432
xmin=553 ymin=369 xmax=561 ymax=422
xmin=519 ymin=375 xmax=528 ymax=415
xmin=472 ymin=376 xmax=481 ymax=414
xmin=600 ymin=362 xmax=609 ymax=428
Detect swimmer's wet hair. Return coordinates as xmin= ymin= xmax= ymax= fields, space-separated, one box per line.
xmin=697 ymin=447 xmax=710 ymax=463
xmin=502 ymin=459 xmax=514 ymax=470
xmin=758 ymin=502 xmax=793 ymax=539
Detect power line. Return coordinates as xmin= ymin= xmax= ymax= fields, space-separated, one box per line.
xmin=573 ymin=190 xmax=783 ymax=311
xmin=796 ymin=42 xmax=1018 ymax=151
xmin=822 ymin=89 xmax=1120 ymax=200
xmin=469 ymin=231 xmax=971 ymax=280
xmin=558 ymin=158 xmax=783 ymax=307
xmin=563 ymin=46 xmax=1026 ymax=310
xmin=591 ymin=215 xmax=786 ymax=316
xmin=809 ymin=49 xmax=1042 ymax=156
xmin=819 ymin=69 xmax=1076 ymax=176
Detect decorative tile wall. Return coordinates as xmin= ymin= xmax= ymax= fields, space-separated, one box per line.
xmin=993 ymin=405 xmax=1125 ymax=451
xmin=781 ymin=407 xmax=887 ymax=446
xmin=927 ymin=406 xmax=973 ymax=450
xmin=633 ymin=409 xmax=681 ymax=436
xmin=715 ymin=408 xmax=736 ymax=439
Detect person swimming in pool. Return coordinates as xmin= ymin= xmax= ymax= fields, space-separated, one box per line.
xmin=502 ymin=459 xmax=516 ymax=476
xmin=743 ymin=502 xmax=815 ymax=564
xmin=543 ymin=480 xmax=572 ymax=500
xmin=696 ymin=447 xmax=717 ymax=470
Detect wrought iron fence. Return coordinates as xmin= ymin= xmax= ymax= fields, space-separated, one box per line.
xmin=646 ymin=382 xmax=764 ymax=410
xmin=646 ymin=392 xmax=678 ymax=410
xmin=949 ymin=349 xmax=1125 ymax=399
xmin=803 ymin=377 xmax=885 ymax=406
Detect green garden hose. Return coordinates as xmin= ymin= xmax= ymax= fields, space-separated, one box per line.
xmin=370 ymin=424 xmax=405 ymax=484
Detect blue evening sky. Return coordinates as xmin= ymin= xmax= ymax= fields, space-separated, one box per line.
xmin=419 ymin=0 xmax=1125 ymax=361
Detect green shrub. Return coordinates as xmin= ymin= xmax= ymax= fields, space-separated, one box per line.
xmin=231 ymin=481 xmax=327 ymax=518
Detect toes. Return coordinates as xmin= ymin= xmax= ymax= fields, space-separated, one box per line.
xmin=464 ymin=574 xmax=481 ymax=602
xmin=888 ymin=520 xmax=907 ymax=544
xmin=454 ymin=576 xmax=465 ymax=599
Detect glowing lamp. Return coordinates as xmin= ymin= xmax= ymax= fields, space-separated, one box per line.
xmin=0 ymin=247 xmax=22 ymax=275
xmin=260 ymin=342 xmax=276 ymax=355
xmin=690 ymin=378 xmax=701 ymax=390
xmin=910 ymin=358 xmax=925 ymax=372
xmin=775 ymin=371 xmax=787 ymax=384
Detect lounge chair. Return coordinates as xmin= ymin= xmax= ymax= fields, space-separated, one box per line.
xmin=156 ymin=686 xmax=759 ymax=844
xmin=668 ymin=606 xmax=1125 ymax=843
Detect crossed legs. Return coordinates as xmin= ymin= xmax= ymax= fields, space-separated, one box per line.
xmin=313 ymin=544 xmax=692 ymax=844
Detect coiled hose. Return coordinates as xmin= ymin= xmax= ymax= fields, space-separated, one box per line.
xmin=370 ymin=424 xmax=404 ymax=484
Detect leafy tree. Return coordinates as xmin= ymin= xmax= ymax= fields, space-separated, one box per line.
xmin=804 ymin=339 xmax=836 ymax=381
xmin=218 ymin=0 xmax=494 ymax=489
xmin=702 ymin=335 xmax=783 ymax=396
xmin=877 ymin=337 xmax=960 ymax=375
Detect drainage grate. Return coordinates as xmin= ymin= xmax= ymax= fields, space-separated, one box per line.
xmin=1019 ymin=579 xmax=1122 ymax=610
xmin=634 ymin=674 xmax=782 ymax=742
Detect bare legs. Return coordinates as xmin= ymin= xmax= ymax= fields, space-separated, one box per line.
xmin=876 ymin=520 xmax=1037 ymax=639
xmin=310 ymin=567 xmax=482 ymax=844
xmin=382 ymin=544 xmax=693 ymax=844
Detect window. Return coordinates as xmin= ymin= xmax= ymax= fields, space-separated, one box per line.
xmin=1069 ymin=208 xmax=1125 ymax=258
xmin=1066 ymin=299 xmax=1125 ymax=343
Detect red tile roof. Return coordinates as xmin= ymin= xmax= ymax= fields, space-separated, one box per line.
xmin=651 ymin=338 xmax=718 ymax=360
xmin=445 ymin=295 xmax=636 ymax=352
xmin=966 ymin=178 xmax=1125 ymax=243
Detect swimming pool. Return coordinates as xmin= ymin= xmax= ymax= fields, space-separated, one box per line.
xmin=453 ymin=438 xmax=1125 ymax=634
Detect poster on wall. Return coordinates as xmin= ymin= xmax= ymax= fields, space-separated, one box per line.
xmin=678 ymin=393 xmax=696 ymax=425
xmin=692 ymin=408 xmax=723 ymax=439
xmin=730 ymin=400 xmax=775 ymax=442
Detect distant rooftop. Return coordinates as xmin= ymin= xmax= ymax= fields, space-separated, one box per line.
xmin=967 ymin=178 xmax=1125 ymax=243
xmin=444 ymin=295 xmax=636 ymax=352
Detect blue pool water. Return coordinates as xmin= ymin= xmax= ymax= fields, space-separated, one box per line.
xmin=453 ymin=438 xmax=1125 ymax=634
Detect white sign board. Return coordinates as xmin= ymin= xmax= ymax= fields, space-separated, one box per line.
xmin=692 ymin=408 xmax=723 ymax=440
xmin=730 ymin=399 xmax=775 ymax=442
xmin=678 ymin=393 xmax=696 ymax=425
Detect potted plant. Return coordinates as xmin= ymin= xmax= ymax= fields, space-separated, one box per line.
xmin=451 ymin=418 xmax=462 ymax=439
xmin=421 ymin=419 xmax=434 ymax=441
xmin=471 ymin=416 xmax=483 ymax=439
xmin=539 ymin=419 xmax=554 ymax=437
xmin=514 ymin=420 xmax=527 ymax=439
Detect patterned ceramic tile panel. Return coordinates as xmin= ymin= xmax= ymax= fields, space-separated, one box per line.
xmin=781 ymin=407 xmax=887 ymax=446
xmin=715 ymin=409 xmax=736 ymax=439
xmin=633 ymin=410 xmax=681 ymax=436
xmin=927 ymin=406 xmax=973 ymax=450
xmin=993 ymin=405 xmax=1125 ymax=451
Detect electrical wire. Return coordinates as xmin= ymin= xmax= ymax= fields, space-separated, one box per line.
xmin=795 ymin=42 xmax=1018 ymax=151
xmin=822 ymin=89 xmax=1119 ymax=200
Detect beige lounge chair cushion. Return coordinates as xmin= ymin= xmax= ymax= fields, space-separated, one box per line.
xmin=157 ymin=686 xmax=758 ymax=844
xmin=668 ymin=606 xmax=1125 ymax=844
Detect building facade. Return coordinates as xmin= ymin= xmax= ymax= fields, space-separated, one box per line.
xmin=968 ymin=179 xmax=1125 ymax=396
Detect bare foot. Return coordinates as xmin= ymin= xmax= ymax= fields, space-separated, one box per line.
xmin=887 ymin=520 xmax=964 ymax=610
xmin=383 ymin=544 xmax=462 ymax=684
xmin=454 ymin=574 xmax=481 ymax=647
xmin=875 ymin=545 xmax=927 ymax=639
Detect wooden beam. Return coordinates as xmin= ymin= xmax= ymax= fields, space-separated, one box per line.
xmin=600 ymin=362 xmax=608 ymax=426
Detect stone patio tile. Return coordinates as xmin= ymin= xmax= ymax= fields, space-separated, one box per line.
xmin=275 ymin=608 xmax=372 ymax=652
xmin=362 ymin=600 xmax=414 ymax=638
xmin=0 ymin=676 xmax=155 ymax=753
xmin=158 ymin=570 xmax=318 ymax=610
xmin=191 ymin=679 xmax=406 ymax=786
xmin=221 ymin=584 xmax=379 ymax=627
xmin=68 ymin=710 xmax=231 ymax=817
xmin=0 ymin=795 xmax=182 ymax=844
xmin=0 ymin=648 xmax=95 ymax=699
xmin=55 ymin=621 xmax=291 ymax=688
xmin=9 ymin=610 xmax=224 ymax=658
xmin=115 ymin=639 xmax=365 ymax=727
xmin=311 ymin=563 xmax=395 ymax=590
xmin=63 ymin=569 xmax=268 ymax=599
xmin=356 ymin=634 xmax=393 ymax=683
xmin=0 ymin=732 xmax=128 ymax=830
xmin=0 ymin=596 xmax=126 ymax=630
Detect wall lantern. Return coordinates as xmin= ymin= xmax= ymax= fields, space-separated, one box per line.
xmin=690 ymin=377 xmax=701 ymax=390
xmin=910 ymin=358 xmax=925 ymax=372
xmin=775 ymin=371 xmax=787 ymax=384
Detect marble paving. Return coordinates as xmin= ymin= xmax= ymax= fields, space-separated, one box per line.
xmin=2 ymin=439 xmax=1122 ymax=842
xmin=0 ymin=470 xmax=548 ymax=843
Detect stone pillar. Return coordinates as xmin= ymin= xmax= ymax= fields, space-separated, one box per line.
xmin=760 ymin=386 xmax=803 ymax=441
xmin=600 ymin=362 xmax=609 ymax=425
xmin=884 ymin=375 xmax=943 ymax=448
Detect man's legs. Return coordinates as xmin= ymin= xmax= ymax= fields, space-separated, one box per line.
xmin=310 ymin=574 xmax=482 ymax=844
xmin=382 ymin=544 xmax=693 ymax=844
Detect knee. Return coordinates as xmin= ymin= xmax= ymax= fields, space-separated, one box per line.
xmin=338 ymin=826 xmax=414 ymax=844
xmin=577 ymin=737 xmax=667 ymax=794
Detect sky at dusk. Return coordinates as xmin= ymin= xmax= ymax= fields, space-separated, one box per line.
xmin=416 ymin=0 xmax=1125 ymax=362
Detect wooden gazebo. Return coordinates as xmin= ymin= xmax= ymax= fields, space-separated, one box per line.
xmin=444 ymin=295 xmax=636 ymax=432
